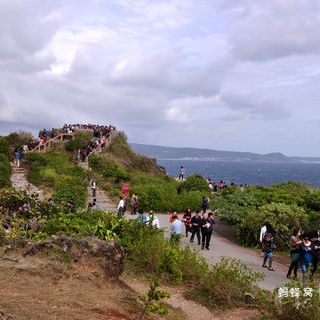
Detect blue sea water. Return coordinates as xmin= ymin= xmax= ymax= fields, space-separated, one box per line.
xmin=157 ymin=159 xmax=320 ymax=189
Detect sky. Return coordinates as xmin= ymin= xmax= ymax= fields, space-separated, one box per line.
xmin=0 ymin=0 xmax=320 ymax=157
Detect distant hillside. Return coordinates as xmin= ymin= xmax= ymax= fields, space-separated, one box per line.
xmin=130 ymin=143 xmax=320 ymax=162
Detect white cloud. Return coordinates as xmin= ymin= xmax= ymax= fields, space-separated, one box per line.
xmin=0 ymin=0 xmax=319 ymax=157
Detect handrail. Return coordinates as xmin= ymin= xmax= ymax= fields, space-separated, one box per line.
xmin=86 ymin=134 xmax=112 ymax=164
xmin=28 ymin=132 xmax=75 ymax=153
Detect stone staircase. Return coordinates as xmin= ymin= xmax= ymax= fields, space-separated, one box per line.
xmin=10 ymin=162 xmax=117 ymax=212
xmin=10 ymin=163 xmax=44 ymax=200
xmin=11 ymin=131 xmax=119 ymax=212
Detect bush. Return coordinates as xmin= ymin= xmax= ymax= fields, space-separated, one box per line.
xmin=185 ymin=257 xmax=264 ymax=310
xmin=0 ymin=137 xmax=11 ymax=188
xmin=177 ymin=174 xmax=209 ymax=193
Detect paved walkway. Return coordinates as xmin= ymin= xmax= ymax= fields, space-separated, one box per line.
xmin=126 ymin=212 xmax=292 ymax=292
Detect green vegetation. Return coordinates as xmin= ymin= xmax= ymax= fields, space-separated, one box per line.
xmin=211 ymin=183 xmax=320 ymax=250
xmin=139 ymin=280 xmax=171 ymax=319
xmin=1 ymin=129 xmax=320 ymax=319
xmin=0 ymin=136 xmax=11 ymax=188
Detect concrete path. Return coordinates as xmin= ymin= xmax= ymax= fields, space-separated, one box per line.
xmin=125 ymin=212 xmax=292 ymax=292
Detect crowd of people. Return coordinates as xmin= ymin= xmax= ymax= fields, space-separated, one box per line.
xmin=260 ymin=222 xmax=320 ymax=283
xmin=11 ymin=123 xmax=117 ymax=166
xmin=169 ymin=209 xmax=216 ymax=249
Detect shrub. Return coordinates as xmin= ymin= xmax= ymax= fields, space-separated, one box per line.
xmin=185 ymin=257 xmax=264 ymax=310
xmin=177 ymin=174 xmax=209 ymax=193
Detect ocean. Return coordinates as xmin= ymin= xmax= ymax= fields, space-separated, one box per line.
xmin=156 ymin=159 xmax=320 ymax=189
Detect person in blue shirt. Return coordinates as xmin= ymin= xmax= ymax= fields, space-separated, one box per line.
xmin=136 ymin=208 xmax=148 ymax=224
xmin=170 ymin=212 xmax=182 ymax=245
xmin=300 ymin=232 xmax=315 ymax=284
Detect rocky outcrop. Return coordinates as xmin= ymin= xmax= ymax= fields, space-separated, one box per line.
xmin=23 ymin=236 xmax=126 ymax=281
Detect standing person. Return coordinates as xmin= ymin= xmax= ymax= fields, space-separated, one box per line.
xmin=178 ymin=166 xmax=185 ymax=180
xmin=147 ymin=210 xmax=160 ymax=229
xmin=170 ymin=212 xmax=182 ymax=245
xmin=117 ymin=196 xmax=125 ymax=217
xmin=182 ymin=208 xmax=192 ymax=238
xmin=310 ymin=231 xmax=320 ymax=281
xmin=200 ymin=212 xmax=215 ymax=250
xmin=286 ymin=227 xmax=302 ymax=279
xmin=262 ymin=223 xmax=276 ymax=271
xmin=14 ymin=148 xmax=20 ymax=167
xmin=300 ymin=232 xmax=315 ymax=284
xmin=201 ymin=196 xmax=209 ymax=214
xmin=190 ymin=210 xmax=202 ymax=245
xmin=131 ymin=194 xmax=138 ymax=215
xmin=91 ymin=180 xmax=97 ymax=197
xmin=259 ymin=221 xmax=269 ymax=256
xmin=136 ymin=208 xmax=148 ymax=224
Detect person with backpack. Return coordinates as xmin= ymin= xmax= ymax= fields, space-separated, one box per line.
xmin=262 ymin=223 xmax=276 ymax=271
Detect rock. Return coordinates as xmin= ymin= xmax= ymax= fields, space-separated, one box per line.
xmin=23 ymin=236 xmax=126 ymax=281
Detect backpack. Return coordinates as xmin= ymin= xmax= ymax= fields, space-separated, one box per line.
xmin=262 ymin=232 xmax=275 ymax=252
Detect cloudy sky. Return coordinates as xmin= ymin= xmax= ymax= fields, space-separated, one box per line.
xmin=1 ymin=0 xmax=320 ymax=157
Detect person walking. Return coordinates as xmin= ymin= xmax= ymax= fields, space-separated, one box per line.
xmin=170 ymin=212 xmax=182 ymax=245
xmin=200 ymin=212 xmax=215 ymax=250
xmin=147 ymin=210 xmax=160 ymax=229
xmin=130 ymin=194 xmax=138 ymax=215
xmin=262 ymin=223 xmax=276 ymax=271
xmin=117 ymin=196 xmax=125 ymax=217
xmin=201 ymin=196 xmax=209 ymax=214
xmin=190 ymin=210 xmax=202 ymax=246
xmin=91 ymin=180 xmax=97 ymax=197
xmin=300 ymin=232 xmax=315 ymax=284
xmin=310 ymin=231 xmax=320 ymax=281
xmin=182 ymin=208 xmax=192 ymax=238
xmin=286 ymin=227 xmax=302 ymax=279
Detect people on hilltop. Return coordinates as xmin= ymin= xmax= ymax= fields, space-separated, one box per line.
xmin=178 ymin=166 xmax=185 ymax=180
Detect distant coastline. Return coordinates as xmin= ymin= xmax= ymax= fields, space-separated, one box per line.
xmin=130 ymin=143 xmax=320 ymax=163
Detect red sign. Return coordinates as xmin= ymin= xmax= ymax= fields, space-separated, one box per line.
xmin=121 ymin=183 xmax=130 ymax=196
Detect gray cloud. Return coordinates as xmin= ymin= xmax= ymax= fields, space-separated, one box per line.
xmin=0 ymin=1 xmax=319 ymax=156
xmin=219 ymin=0 xmax=320 ymax=61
